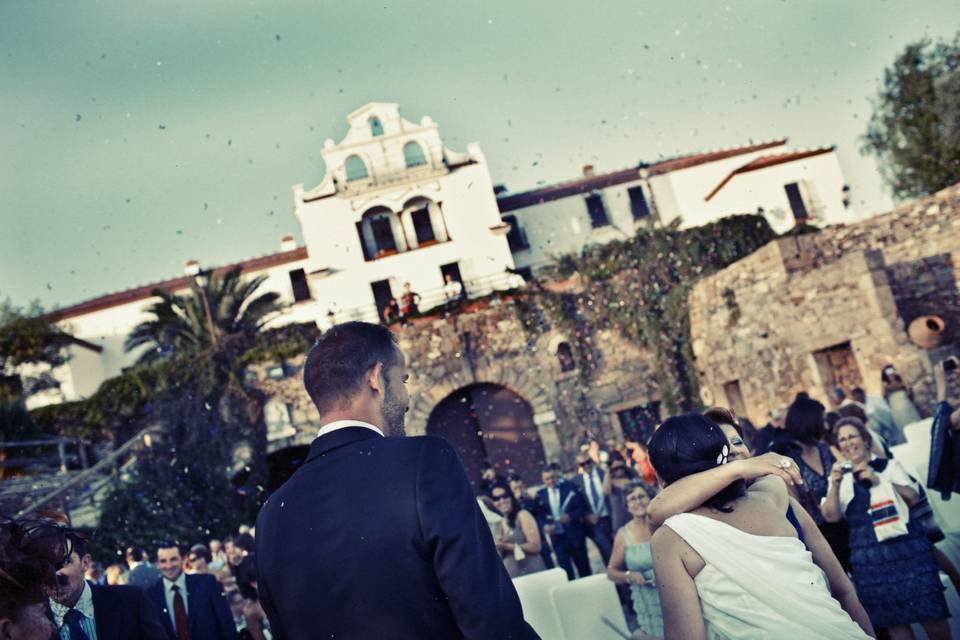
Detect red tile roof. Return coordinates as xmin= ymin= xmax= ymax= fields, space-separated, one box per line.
xmin=496 ymin=140 xmax=787 ymax=212
xmin=48 ymin=247 xmax=309 ymax=322
xmin=704 ymin=147 xmax=835 ymax=202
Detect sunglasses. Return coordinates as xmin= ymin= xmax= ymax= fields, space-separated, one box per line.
xmin=491 ymin=494 xmax=511 ymax=500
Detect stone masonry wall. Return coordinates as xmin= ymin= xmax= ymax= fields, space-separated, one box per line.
xmin=689 ymin=184 xmax=960 ymax=424
xmin=249 ymin=298 xmax=657 ymax=470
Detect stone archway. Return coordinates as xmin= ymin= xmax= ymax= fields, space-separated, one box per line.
xmin=426 ymin=384 xmax=546 ymax=489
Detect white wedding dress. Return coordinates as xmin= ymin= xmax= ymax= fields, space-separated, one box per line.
xmin=664 ymin=513 xmax=870 ymax=639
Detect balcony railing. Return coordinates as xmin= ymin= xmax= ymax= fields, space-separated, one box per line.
xmin=323 ymin=271 xmax=526 ymax=328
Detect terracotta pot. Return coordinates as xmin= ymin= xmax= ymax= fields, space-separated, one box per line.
xmin=907 ymin=315 xmax=946 ymax=350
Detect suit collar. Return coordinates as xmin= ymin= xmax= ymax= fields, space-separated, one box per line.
xmin=306 ymin=426 xmax=383 ymax=462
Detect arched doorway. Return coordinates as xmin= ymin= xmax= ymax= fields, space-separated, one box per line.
xmin=426 ymin=384 xmax=546 ymax=490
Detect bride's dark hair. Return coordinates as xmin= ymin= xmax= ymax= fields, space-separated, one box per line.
xmin=648 ymin=413 xmax=746 ymax=512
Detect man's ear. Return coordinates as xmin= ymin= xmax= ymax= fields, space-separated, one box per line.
xmin=82 ymin=554 xmax=93 ymax=572
xmin=366 ymin=362 xmax=385 ymax=396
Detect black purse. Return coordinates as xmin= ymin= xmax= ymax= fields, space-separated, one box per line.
xmin=910 ymin=487 xmax=945 ymax=543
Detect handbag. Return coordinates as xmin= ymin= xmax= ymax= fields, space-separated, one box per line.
xmin=909 ymin=487 xmax=945 ymax=543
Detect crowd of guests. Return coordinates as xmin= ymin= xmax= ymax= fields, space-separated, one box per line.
xmin=478 ymin=357 xmax=960 ymax=639
xmin=0 ymin=517 xmax=269 ymax=640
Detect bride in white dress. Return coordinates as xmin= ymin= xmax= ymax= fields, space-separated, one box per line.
xmin=640 ymin=413 xmax=875 ymax=640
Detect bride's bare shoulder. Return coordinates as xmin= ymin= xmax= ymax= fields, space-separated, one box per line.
xmin=746 ymin=474 xmax=790 ymax=510
xmin=652 ymin=521 xmax=706 ymax=576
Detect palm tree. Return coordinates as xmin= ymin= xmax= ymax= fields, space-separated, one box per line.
xmin=125 ymin=266 xmax=283 ymax=364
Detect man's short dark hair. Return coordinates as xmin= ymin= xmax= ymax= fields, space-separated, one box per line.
xmin=541 ymin=462 xmax=561 ymax=474
xmin=157 ymin=541 xmax=181 ymax=555
xmin=303 ymin=322 xmax=399 ymax=415
xmin=189 ymin=544 xmax=211 ymax=563
xmin=127 ymin=545 xmax=148 ymax=561
xmin=849 ymin=387 xmax=866 ymax=403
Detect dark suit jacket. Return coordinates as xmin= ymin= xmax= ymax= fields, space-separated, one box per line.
xmin=572 ymin=468 xmax=612 ymax=518
xmin=147 ymin=573 xmax=237 ymax=640
xmin=534 ymin=480 xmax=587 ymax=547
xmin=90 ymin=583 xmax=167 ymax=640
xmin=255 ymin=426 xmax=539 ymax=640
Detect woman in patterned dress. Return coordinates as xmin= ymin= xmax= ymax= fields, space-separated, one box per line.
xmin=607 ymin=481 xmax=663 ymax=637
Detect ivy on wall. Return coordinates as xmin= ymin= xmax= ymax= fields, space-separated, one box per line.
xmin=514 ymin=215 xmax=776 ymax=415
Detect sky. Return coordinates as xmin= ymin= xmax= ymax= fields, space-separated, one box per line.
xmin=2 ymin=0 xmax=959 ymax=310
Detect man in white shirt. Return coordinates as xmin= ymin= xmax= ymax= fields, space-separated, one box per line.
xmin=146 ymin=544 xmax=236 ymax=640
xmin=573 ymin=452 xmax=613 ymax=563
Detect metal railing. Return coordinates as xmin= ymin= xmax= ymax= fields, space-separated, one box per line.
xmin=13 ymin=425 xmax=162 ymax=519
xmin=322 ymin=270 xmax=526 ymax=328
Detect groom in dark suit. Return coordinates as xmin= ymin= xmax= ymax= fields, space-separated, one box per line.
xmin=255 ymin=321 xmax=538 ymax=640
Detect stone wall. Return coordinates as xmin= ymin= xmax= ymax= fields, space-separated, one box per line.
xmin=689 ymin=183 xmax=960 ymax=424
xmin=248 ymin=298 xmax=657 ymax=472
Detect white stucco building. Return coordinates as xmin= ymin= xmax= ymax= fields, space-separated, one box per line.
xmin=25 ymin=107 xmax=857 ymax=415
xmin=29 ymin=103 xmax=516 ymax=412
xmin=498 ymin=140 xmax=856 ymax=272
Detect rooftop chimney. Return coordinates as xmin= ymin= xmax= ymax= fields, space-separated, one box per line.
xmin=280 ymin=235 xmax=297 ymax=252
xmin=184 ymin=260 xmax=200 ymax=276
xmin=582 ymin=164 xmax=595 ymax=177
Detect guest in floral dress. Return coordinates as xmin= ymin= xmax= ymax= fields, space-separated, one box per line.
xmin=606 ymin=482 xmax=663 ymax=637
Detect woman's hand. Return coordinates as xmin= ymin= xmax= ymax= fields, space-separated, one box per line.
xmin=829 ymin=461 xmax=845 ymax=484
xmin=626 ymin=570 xmax=646 ymax=586
xmin=731 ymin=453 xmax=804 ymax=486
xmin=852 ymin=461 xmax=878 ymax=487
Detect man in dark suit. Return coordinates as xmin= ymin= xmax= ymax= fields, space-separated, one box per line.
xmin=255 ymin=321 xmax=538 ymax=640
xmin=535 ymin=463 xmax=591 ymax=580
xmin=147 ymin=544 xmax=237 ymax=640
xmin=126 ymin=545 xmax=163 ymax=590
xmin=50 ymin=531 xmax=167 ymax=640
xmin=572 ymin=452 xmax=613 ymax=564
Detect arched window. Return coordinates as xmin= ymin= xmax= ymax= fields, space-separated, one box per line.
xmin=557 ymin=342 xmax=576 ymax=372
xmin=345 ymin=155 xmax=368 ymax=182
xmin=403 ymin=141 xmax=427 ymax=168
xmin=369 ymin=117 xmax=384 ymax=137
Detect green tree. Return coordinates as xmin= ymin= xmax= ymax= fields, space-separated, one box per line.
xmin=863 ymin=34 xmax=960 ymax=200
xmin=125 ymin=267 xmax=283 ymax=365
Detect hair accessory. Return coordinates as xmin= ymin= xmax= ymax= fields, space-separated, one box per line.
xmin=716 ymin=444 xmax=729 ymax=466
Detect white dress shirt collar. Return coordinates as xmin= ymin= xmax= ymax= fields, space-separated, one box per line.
xmin=50 ymin=580 xmax=94 ymax=629
xmin=317 ymin=420 xmax=384 ymax=438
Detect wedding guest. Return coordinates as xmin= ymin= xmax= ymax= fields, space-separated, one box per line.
xmin=126 ymin=545 xmax=162 ymax=589
xmin=188 ymin=544 xmax=212 ymax=574
xmin=479 ymin=462 xmax=505 ymax=497
xmin=209 ymin=539 xmax=228 ymax=570
xmin=442 ymin=274 xmax=464 ymax=303
xmin=573 ymin=452 xmax=613 ymax=563
xmin=399 ymin=282 xmax=420 ymax=316
xmin=381 ymin=297 xmax=400 ymax=324
xmin=603 ymin=451 xmax=638 ymax=533
xmin=822 ymin=417 xmax=949 ymax=639
xmin=490 ymin=481 xmax=545 ymax=578
xmin=535 ymin=462 xmax=590 ymax=579
xmin=85 ymin=561 xmax=105 ymax=585
xmin=752 ymin=406 xmax=790 ymax=454
xmin=775 ymin=395 xmax=851 ymax=569
xmin=606 ymin=482 xmax=663 ymax=637
xmin=882 ymin=364 xmax=923 ymax=431
xmin=105 ymin=563 xmax=129 ymax=586
xmin=0 ymin=516 xmax=65 ymax=640
xmin=509 ymin=475 xmax=554 ymax=569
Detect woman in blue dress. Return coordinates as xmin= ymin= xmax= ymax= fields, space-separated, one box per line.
xmin=606 ymin=481 xmax=663 ymax=637
xmin=822 ymin=416 xmax=949 ymax=640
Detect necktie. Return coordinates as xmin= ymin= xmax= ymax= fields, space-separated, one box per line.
xmin=171 ymin=585 xmax=191 ymax=640
xmin=587 ymin=473 xmax=600 ymax=512
xmin=63 ymin=609 xmax=90 ymax=640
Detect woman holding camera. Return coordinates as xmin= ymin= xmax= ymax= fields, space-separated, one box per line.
xmin=822 ymin=417 xmax=949 ymax=640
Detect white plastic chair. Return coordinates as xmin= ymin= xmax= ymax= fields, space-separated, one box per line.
xmin=512 ymin=568 xmax=568 ymax=640
xmin=550 ymin=574 xmax=630 ymax=640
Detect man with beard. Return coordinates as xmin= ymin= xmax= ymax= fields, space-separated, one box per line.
xmin=50 ymin=530 xmax=166 ymax=640
xmin=255 ymin=322 xmax=538 ymax=640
